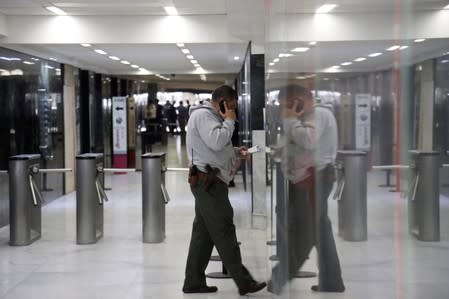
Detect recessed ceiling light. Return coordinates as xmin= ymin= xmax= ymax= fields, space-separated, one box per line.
xmin=0 ymin=57 xmax=21 ymax=61
xmin=176 ymin=43 xmax=184 ymax=47
xmin=181 ymin=48 xmax=190 ymax=54
xmin=341 ymin=62 xmax=352 ymax=66
xmin=279 ymin=53 xmax=293 ymax=58
xmin=131 ymin=65 xmax=139 ymax=68
xmin=354 ymin=57 xmax=366 ymax=62
xmin=441 ymin=60 xmax=449 ymax=63
xmin=94 ymin=49 xmax=107 ymax=55
xmin=368 ymin=52 xmax=383 ymax=57
xmin=309 ymin=41 xmax=317 ymax=46
xmin=269 ymin=62 xmax=275 ymax=66
xmin=316 ymin=4 xmax=337 ymax=14
xmin=331 ymin=65 xmax=341 ymax=68
xmin=191 ymin=60 xmax=198 ymax=64
xmin=81 ymin=43 xmax=91 ymax=47
xmin=386 ymin=45 xmax=401 ymax=51
xmin=121 ymin=60 xmax=130 ymax=65
xmin=109 ymin=56 xmax=120 ymax=61
xmin=194 ymin=64 xmax=201 ymax=68
xmin=23 ymin=61 xmax=35 ymax=65
xmin=31 ymin=58 xmax=39 ymax=61
xmin=164 ymin=6 xmax=178 ymax=15
xmin=45 ymin=6 xmax=67 ymax=15
xmin=186 ymin=55 xmax=194 ymax=59
xmin=273 ymin=58 xmax=280 ymax=62
xmin=399 ymin=45 xmax=409 ymax=50
xmin=291 ymin=47 xmax=310 ymax=52
xmin=414 ymin=38 xmax=425 ymax=43
xmin=234 ymin=56 xmax=240 ymax=60
xmin=49 ymin=57 xmax=57 ymax=61
xmin=45 ymin=65 xmax=55 ymax=69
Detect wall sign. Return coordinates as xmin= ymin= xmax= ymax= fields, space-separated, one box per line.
xmin=355 ymin=94 xmax=371 ymax=150
xmin=112 ymin=96 xmax=127 ymax=154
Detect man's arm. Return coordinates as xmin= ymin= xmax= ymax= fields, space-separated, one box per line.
xmin=196 ymin=113 xmax=235 ymax=151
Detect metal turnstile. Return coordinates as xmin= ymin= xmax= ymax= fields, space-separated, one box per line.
xmin=9 ymin=154 xmax=42 ymax=246
xmin=76 ymin=153 xmax=108 ymax=244
xmin=142 ymin=152 xmax=169 ymax=243
xmin=335 ymin=150 xmax=367 ymax=241
xmin=408 ymin=150 xmax=440 ymax=241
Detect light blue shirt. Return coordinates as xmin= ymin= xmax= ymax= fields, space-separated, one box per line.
xmin=282 ymin=104 xmax=338 ymax=183
xmin=186 ymin=101 xmax=238 ymax=184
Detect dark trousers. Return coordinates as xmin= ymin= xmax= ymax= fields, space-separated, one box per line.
xmin=183 ymin=180 xmax=254 ymax=290
xmin=271 ymin=166 xmax=344 ymax=292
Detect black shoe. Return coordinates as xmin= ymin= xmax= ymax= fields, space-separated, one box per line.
xmin=239 ymin=281 xmax=267 ymax=295
xmin=311 ymin=285 xmax=345 ymax=292
xmin=182 ymin=285 xmax=218 ymax=293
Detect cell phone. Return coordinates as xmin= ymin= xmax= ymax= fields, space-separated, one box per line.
xmin=219 ymin=100 xmax=226 ymax=113
xmin=296 ymin=100 xmax=304 ymax=113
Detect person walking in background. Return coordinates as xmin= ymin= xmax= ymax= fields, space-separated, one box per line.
xmin=268 ymin=84 xmax=345 ymax=294
xmin=177 ymin=100 xmax=189 ymax=135
xmin=182 ymin=85 xmax=266 ymax=295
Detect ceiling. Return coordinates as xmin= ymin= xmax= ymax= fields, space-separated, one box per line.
xmin=1 ymin=0 xmax=449 ymax=87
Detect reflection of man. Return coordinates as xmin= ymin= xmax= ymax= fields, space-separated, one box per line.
xmin=269 ymin=84 xmax=345 ymax=294
xmin=182 ymin=85 xmax=266 ymax=295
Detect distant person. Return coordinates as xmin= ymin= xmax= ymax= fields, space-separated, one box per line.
xmin=167 ymin=101 xmax=177 ymax=135
xmin=177 ymin=101 xmax=189 ymax=134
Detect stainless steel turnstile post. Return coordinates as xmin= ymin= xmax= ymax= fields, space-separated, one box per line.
xmin=9 ymin=154 xmax=42 ymax=246
xmin=335 ymin=150 xmax=367 ymax=241
xmin=76 ymin=153 xmax=107 ymax=244
xmin=142 ymin=152 xmax=168 ymax=243
xmin=408 ymin=150 xmax=440 ymax=241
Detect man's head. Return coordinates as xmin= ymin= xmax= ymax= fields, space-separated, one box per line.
xmin=211 ymin=85 xmax=238 ymax=110
xmin=278 ymin=84 xmax=314 ymax=114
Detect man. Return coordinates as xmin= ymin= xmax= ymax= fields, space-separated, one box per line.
xmin=177 ymin=101 xmax=189 ymax=134
xmin=269 ymin=84 xmax=345 ymax=294
xmin=182 ymin=85 xmax=266 ymax=295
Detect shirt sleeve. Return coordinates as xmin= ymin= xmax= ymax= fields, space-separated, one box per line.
xmin=196 ymin=112 xmax=235 ymax=151
xmin=283 ymin=117 xmax=316 ymax=150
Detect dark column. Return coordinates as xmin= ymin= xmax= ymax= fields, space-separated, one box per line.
xmin=120 ymin=79 xmax=128 ymax=97
xmin=94 ymin=74 xmax=104 ymax=153
xmin=79 ymin=70 xmax=90 ymax=153
xmin=250 ymin=54 xmax=265 ymax=130
xmin=111 ymin=77 xmax=118 ymax=97
xmin=147 ymin=83 xmax=158 ymax=101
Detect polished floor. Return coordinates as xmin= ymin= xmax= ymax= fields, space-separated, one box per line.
xmin=1 ymin=136 xmax=449 ymax=299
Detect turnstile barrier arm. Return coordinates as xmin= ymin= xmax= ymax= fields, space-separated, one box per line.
xmin=408 ymin=173 xmax=419 ymax=201
xmin=161 ymin=183 xmax=170 ymax=204
xmin=333 ymin=178 xmax=345 ymax=201
xmin=333 ymin=163 xmax=345 ymax=201
xmin=95 ymin=177 xmax=109 ymax=204
xmin=28 ymin=174 xmax=43 ymax=206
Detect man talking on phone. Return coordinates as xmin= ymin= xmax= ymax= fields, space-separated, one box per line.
xmin=182 ymin=85 xmax=266 ymax=295
xmin=268 ymin=84 xmax=345 ymax=294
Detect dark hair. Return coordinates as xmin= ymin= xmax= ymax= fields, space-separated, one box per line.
xmin=211 ymin=85 xmax=237 ymax=102
xmin=278 ymin=84 xmax=313 ymax=100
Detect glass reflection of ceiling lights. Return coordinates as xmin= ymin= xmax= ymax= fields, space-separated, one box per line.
xmin=176 ymin=43 xmax=205 ymax=73
xmin=80 ymin=43 xmax=149 ymax=73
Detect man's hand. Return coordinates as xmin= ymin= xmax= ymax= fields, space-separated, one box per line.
xmin=282 ymin=100 xmax=304 ymax=119
xmin=237 ymin=146 xmax=251 ymax=160
xmin=220 ymin=101 xmax=237 ymax=120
